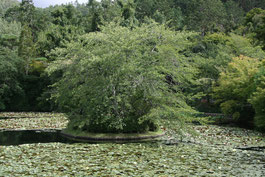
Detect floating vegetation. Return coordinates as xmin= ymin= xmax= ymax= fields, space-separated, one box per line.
xmin=0 ymin=112 xmax=68 ymax=130
xmin=0 ymin=112 xmax=264 ymax=176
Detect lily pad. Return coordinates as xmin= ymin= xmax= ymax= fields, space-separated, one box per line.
xmin=0 ymin=112 xmax=264 ymax=176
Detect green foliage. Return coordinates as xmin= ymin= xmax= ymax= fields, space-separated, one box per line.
xmin=35 ymin=5 xmax=87 ymax=58
xmin=249 ymin=60 xmax=265 ymax=131
xmin=224 ymin=0 xmax=244 ymax=31
xmin=233 ymin=0 xmax=265 ymax=12
xmin=0 ymin=18 xmax=21 ymax=48
xmin=0 ymin=15 xmax=51 ymax=112
xmin=0 ymin=0 xmax=19 ymax=17
xmin=1 ymin=0 xmax=265 ymax=126
xmin=18 ymin=24 xmax=35 ymax=75
xmin=85 ymin=0 xmax=123 ymax=32
xmin=0 ymin=18 xmax=21 ymax=37
xmin=175 ymin=0 xmax=265 ymax=34
xmin=177 ymin=0 xmax=227 ymax=34
xmin=36 ymin=23 xmax=83 ymax=57
xmin=19 ymin=0 xmax=35 ymax=26
xmin=51 ymin=5 xmax=79 ymax=27
xmin=119 ymin=0 xmax=138 ymax=27
xmin=229 ymin=33 xmax=265 ymax=59
xmin=190 ymin=32 xmax=265 ymax=112
xmin=0 ymin=17 xmax=24 ymax=111
xmin=213 ymin=55 xmax=262 ymax=124
xmin=4 ymin=0 xmax=48 ymax=40
xmin=135 ymin=0 xmax=183 ymax=30
xmin=48 ymin=23 xmax=198 ymax=133
xmin=0 ymin=46 xmax=24 ymax=110
xmin=244 ymin=8 xmax=265 ymax=49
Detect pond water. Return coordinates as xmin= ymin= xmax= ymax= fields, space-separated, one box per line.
xmin=0 ymin=129 xmax=74 ymax=146
xmin=0 ymin=112 xmax=264 ymax=176
xmin=0 ymin=129 xmax=264 ymax=176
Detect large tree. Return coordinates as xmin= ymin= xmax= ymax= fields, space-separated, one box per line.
xmin=18 ymin=24 xmax=35 ymax=75
xmin=19 ymin=0 xmax=35 ymax=26
xmin=47 ymin=22 xmax=198 ymax=133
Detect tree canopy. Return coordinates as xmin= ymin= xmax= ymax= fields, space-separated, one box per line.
xmin=0 ymin=0 xmax=265 ymax=132
xmin=48 ymin=23 xmax=198 ymax=133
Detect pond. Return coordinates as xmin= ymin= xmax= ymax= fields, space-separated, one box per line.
xmin=0 ymin=129 xmax=73 ymax=146
xmin=0 ymin=112 xmax=264 ymax=176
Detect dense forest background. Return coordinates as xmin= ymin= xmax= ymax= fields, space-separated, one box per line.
xmin=0 ymin=0 xmax=264 ymax=131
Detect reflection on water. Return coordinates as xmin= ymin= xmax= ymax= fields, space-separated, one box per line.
xmin=0 ymin=129 xmax=74 ymax=146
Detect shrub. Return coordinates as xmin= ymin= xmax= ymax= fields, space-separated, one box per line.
xmin=213 ymin=55 xmax=260 ymax=124
xmin=190 ymin=32 xmax=265 ymax=113
xmin=249 ymin=60 xmax=265 ymax=131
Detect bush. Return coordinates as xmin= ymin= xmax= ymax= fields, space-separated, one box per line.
xmin=249 ymin=60 xmax=265 ymax=131
xmin=213 ymin=55 xmax=264 ymax=127
xmin=190 ymin=32 xmax=265 ymax=113
xmin=0 ymin=44 xmax=24 ymax=110
xmin=47 ymin=22 xmax=198 ymax=133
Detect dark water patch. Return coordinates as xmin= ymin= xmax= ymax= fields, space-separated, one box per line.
xmin=0 ymin=129 xmax=165 ymax=146
xmin=0 ymin=116 xmax=54 ymax=120
xmin=0 ymin=129 xmax=75 ymax=146
xmin=236 ymin=146 xmax=265 ymax=152
xmin=0 ymin=117 xmax=13 ymax=120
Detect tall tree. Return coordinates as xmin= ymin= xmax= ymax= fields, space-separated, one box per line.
xmin=87 ymin=0 xmax=102 ymax=31
xmin=18 ymin=24 xmax=35 ymax=75
xmin=19 ymin=0 xmax=35 ymax=26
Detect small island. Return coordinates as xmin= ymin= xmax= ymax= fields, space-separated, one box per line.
xmin=52 ymin=24 xmax=195 ymax=142
xmin=61 ymin=129 xmax=165 ymax=142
